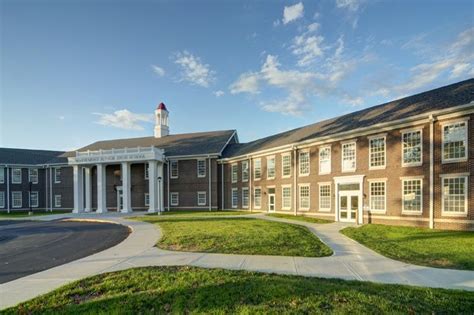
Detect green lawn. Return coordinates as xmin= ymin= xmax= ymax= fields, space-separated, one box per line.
xmin=147 ymin=210 xmax=251 ymax=216
xmin=341 ymin=224 xmax=474 ymax=270
xmin=136 ymin=216 xmax=332 ymax=257
xmin=0 ymin=210 xmax=71 ymax=218
xmin=266 ymin=213 xmax=333 ymax=224
xmin=6 ymin=266 xmax=473 ymax=314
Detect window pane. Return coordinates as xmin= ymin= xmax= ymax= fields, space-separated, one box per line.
xmin=370 ymin=181 xmax=385 ymax=211
xmin=342 ymin=143 xmax=356 ymax=171
xmin=370 ymin=138 xmax=385 ymax=167
xmin=282 ymin=155 xmax=291 ymax=177
xmin=443 ymin=122 xmax=467 ymax=160
xmin=443 ymin=177 xmax=467 ymax=213
xmin=403 ymin=131 xmax=422 ymax=164
xmin=319 ymin=147 xmax=331 ymax=174
xmin=403 ymin=179 xmax=422 ymax=212
xmin=254 ymin=188 xmax=261 ymax=207
xmin=299 ymin=152 xmax=310 ymax=175
xmin=319 ymin=184 xmax=331 ymax=210
xmin=267 ymin=157 xmax=275 ymax=178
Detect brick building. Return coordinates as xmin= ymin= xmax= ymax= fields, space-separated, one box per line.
xmin=1 ymin=79 xmax=473 ymax=230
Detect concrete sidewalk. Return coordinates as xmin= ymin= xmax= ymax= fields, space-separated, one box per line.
xmin=1 ymin=212 xmax=474 ymax=310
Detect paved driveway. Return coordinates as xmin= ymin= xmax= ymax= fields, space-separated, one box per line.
xmin=0 ymin=220 xmax=129 ymax=284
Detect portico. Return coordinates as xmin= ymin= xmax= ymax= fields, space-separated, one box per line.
xmin=68 ymin=146 xmax=165 ymax=214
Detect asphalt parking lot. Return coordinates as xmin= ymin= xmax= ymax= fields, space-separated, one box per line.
xmin=0 ymin=220 xmax=130 ymax=284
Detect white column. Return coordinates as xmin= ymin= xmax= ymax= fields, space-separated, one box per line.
xmin=84 ymin=167 xmax=92 ymax=212
xmin=73 ymin=165 xmax=84 ymax=213
xmin=158 ymin=162 xmax=164 ymax=213
xmin=121 ymin=162 xmax=132 ymax=213
xmin=148 ymin=161 xmax=157 ymax=213
xmin=96 ymin=164 xmax=107 ymax=213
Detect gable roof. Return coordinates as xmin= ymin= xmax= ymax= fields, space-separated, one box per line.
xmin=0 ymin=148 xmax=67 ymax=165
xmin=222 ymin=78 xmax=474 ymax=158
xmin=66 ymin=130 xmax=237 ymax=158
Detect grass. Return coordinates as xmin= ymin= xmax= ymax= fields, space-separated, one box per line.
xmin=341 ymin=224 xmax=474 ymax=270
xmin=266 ymin=213 xmax=333 ymax=224
xmin=136 ymin=216 xmax=332 ymax=257
xmin=6 ymin=266 xmax=474 ymax=314
xmin=146 ymin=210 xmax=251 ymax=216
xmin=0 ymin=210 xmax=71 ymax=218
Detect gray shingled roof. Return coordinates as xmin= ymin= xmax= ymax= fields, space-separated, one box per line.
xmin=222 ymin=78 xmax=474 ymax=158
xmin=65 ymin=130 xmax=236 ymax=157
xmin=0 ymin=148 xmax=67 ymax=165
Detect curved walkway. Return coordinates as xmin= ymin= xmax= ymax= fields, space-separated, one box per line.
xmin=1 ymin=212 xmax=473 ymax=309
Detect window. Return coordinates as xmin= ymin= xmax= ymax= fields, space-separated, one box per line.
xmin=12 ymin=192 xmax=22 ymax=208
xmin=170 ymin=161 xmax=179 ymax=179
xmin=402 ymin=130 xmax=422 ymax=166
xmin=170 ymin=192 xmax=179 ymax=206
xmin=267 ymin=156 xmax=275 ymax=179
xmin=54 ymin=167 xmax=61 ymax=183
xmin=231 ymin=188 xmax=238 ymax=208
xmin=319 ymin=147 xmax=331 ymax=175
xmin=29 ymin=191 xmax=39 ymax=208
xmin=242 ymin=161 xmax=249 ymax=182
xmin=442 ymin=176 xmax=468 ymax=216
xmin=145 ymin=165 xmax=149 ymax=179
xmin=282 ymin=186 xmax=291 ymax=210
xmin=369 ymin=181 xmax=386 ymax=212
xmin=369 ymin=136 xmax=386 ymax=169
xmin=242 ymin=188 xmax=249 ymax=208
xmin=442 ymin=121 xmax=468 ymax=162
xmin=197 ymin=192 xmax=207 ymax=206
xmin=12 ymin=168 xmax=22 ymax=184
xmin=281 ymin=154 xmax=291 ymax=178
xmin=254 ymin=159 xmax=261 ymax=180
xmin=0 ymin=167 xmax=4 ymax=184
xmin=231 ymin=163 xmax=238 ymax=183
xmin=197 ymin=159 xmax=206 ymax=178
xmin=54 ymin=194 xmax=62 ymax=208
xmin=254 ymin=187 xmax=262 ymax=208
xmin=0 ymin=192 xmax=4 ymax=208
xmin=299 ymin=184 xmax=310 ymax=210
xmin=319 ymin=184 xmax=331 ymax=212
xmin=29 ymin=168 xmax=39 ymax=184
xmin=402 ymin=178 xmax=422 ymax=214
xmin=299 ymin=151 xmax=310 ymax=176
xmin=144 ymin=193 xmax=150 ymax=207
xmin=342 ymin=142 xmax=356 ymax=172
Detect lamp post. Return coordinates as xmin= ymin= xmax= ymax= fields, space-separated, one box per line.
xmin=157 ymin=176 xmax=162 ymax=215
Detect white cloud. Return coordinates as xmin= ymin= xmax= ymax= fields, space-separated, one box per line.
xmin=449 ymin=63 xmax=472 ymax=78
xmin=336 ymin=0 xmax=360 ymax=11
xmin=93 ymin=109 xmax=154 ymax=130
xmin=213 ymin=90 xmax=225 ymax=97
xmin=151 ymin=65 xmax=165 ymax=77
xmin=307 ymin=22 xmax=320 ymax=33
xmin=292 ymin=34 xmax=325 ymax=66
xmin=282 ymin=2 xmax=304 ymax=25
xmin=342 ymin=94 xmax=364 ymax=106
xmin=173 ymin=51 xmax=215 ymax=87
xmin=229 ymin=72 xmax=260 ymax=94
xmin=58 ymin=116 xmax=65 ymax=120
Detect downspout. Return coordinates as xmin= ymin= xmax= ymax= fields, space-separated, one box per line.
xmin=208 ymin=156 xmax=212 ymax=211
xmin=293 ymin=146 xmax=297 ymax=216
xmin=248 ymin=156 xmax=252 ymax=213
xmin=221 ymin=163 xmax=224 ymax=210
xmin=167 ymin=159 xmax=170 ymax=211
xmin=6 ymin=166 xmax=10 ymax=213
xmin=49 ymin=166 xmax=53 ymax=211
xmin=429 ymin=114 xmax=435 ymax=229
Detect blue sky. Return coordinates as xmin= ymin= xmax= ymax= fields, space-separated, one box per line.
xmin=1 ymin=0 xmax=473 ymax=151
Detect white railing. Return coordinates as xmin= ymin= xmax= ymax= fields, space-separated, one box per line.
xmin=76 ymin=146 xmax=154 ymax=157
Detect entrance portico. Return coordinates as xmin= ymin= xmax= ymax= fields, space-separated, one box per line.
xmin=68 ymin=146 xmax=165 ymax=214
xmin=333 ymin=175 xmax=365 ymax=224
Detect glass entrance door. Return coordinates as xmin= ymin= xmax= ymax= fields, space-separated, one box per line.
xmin=268 ymin=194 xmax=275 ymax=212
xmin=339 ymin=193 xmax=358 ymax=222
xmin=117 ymin=187 xmax=123 ymax=212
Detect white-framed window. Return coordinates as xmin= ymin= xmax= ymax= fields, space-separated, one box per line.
xmin=197 ymin=159 xmax=206 ymax=178
xmin=441 ymin=175 xmax=468 ymax=216
xmin=402 ymin=129 xmax=423 ymax=166
xmin=144 ymin=165 xmax=149 ymax=180
xmin=242 ymin=187 xmax=249 ymax=208
xmin=342 ymin=142 xmax=356 ymax=172
xmin=319 ymin=146 xmax=331 ymax=175
xmin=318 ymin=183 xmax=331 ymax=212
xmin=0 ymin=167 xmax=4 ymax=184
xmin=442 ymin=120 xmax=468 ymax=163
xmin=0 ymin=192 xmax=4 ymax=208
xmin=231 ymin=188 xmax=238 ymax=208
xmin=281 ymin=185 xmax=292 ymax=210
xmin=170 ymin=161 xmax=179 ymax=179
xmin=144 ymin=193 xmax=150 ymax=207
xmin=12 ymin=191 xmax=22 ymax=208
xmin=369 ymin=180 xmax=386 ymax=212
xmin=369 ymin=136 xmax=386 ymax=169
xmin=254 ymin=187 xmax=262 ymax=209
xmin=299 ymin=184 xmax=310 ymax=211
xmin=402 ymin=178 xmax=423 ymax=214
xmin=29 ymin=191 xmax=39 ymax=208
xmin=197 ymin=191 xmax=207 ymax=206
xmin=267 ymin=156 xmax=276 ymax=179
xmin=29 ymin=168 xmax=39 ymax=184
xmin=54 ymin=167 xmax=61 ymax=183
xmin=12 ymin=168 xmax=22 ymax=184
xmin=170 ymin=192 xmax=179 ymax=206
xmin=54 ymin=194 xmax=62 ymax=208
xmin=242 ymin=160 xmax=249 ymax=182
xmin=254 ymin=159 xmax=261 ymax=180
xmin=299 ymin=151 xmax=310 ymax=176
xmin=281 ymin=153 xmax=291 ymax=178
xmin=231 ymin=163 xmax=238 ymax=183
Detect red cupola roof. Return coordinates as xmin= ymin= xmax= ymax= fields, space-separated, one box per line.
xmin=157 ymin=102 xmax=168 ymax=111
